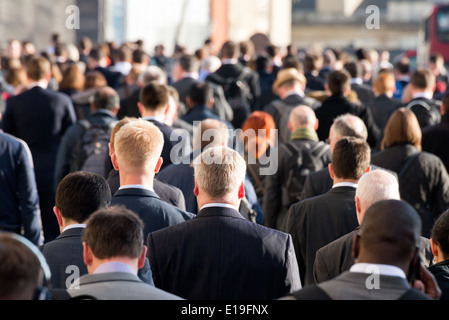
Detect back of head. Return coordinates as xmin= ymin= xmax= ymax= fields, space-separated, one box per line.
xmin=114 ymin=118 xmax=164 ymax=174
xmin=84 ymin=71 xmax=107 ymax=90
xmin=179 ymin=54 xmax=200 ymax=73
xmin=0 ymin=233 xmax=43 ymax=300
xmin=193 ymin=119 xmax=229 ymax=152
xmin=356 ymin=170 xmax=400 ymax=217
xmin=83 ymin=206 xmax=144 ymax=260
xmin=26 ymin=55 xmax=51 ymax=82
xmin=138 ymin=66 xmax=167 ymax=87
xmin=332 ymin=137 xmax=371 ymax=180
xmin=357 ymin=200 xmax=421 ymax=267
xmin=327 ymin=69 xmax=351 ymax=95
xmin=56 ymin=172 xmax=111 ymax=223
xmin=410 ymin=69 xmax=436 ymax=91
xmin=332 ymin=114 xmax=368 ymax=141
xmin=188 ymin=82 xmax=213 ymax=106
xmin=93 ymin=86 xmax=120 ymax=111
xmin=194 ymin=146 xmax=247 ymax=200
xmin=289 ymin=105 xmax=317 ymax=131
xmin=431 ymin=210 xmax=449 ymax=260
xmin=381 ymin=108 xmax=422 ymax=151
xmin=220 ymin=41 xmax=239 ymax=60
xmin=373 ymin=70 xmax=396 ymax=95
xmin=139 ymin=82 xmax=169 ymax=112
xmin=344 ymin=61 xmax=362 ymax=79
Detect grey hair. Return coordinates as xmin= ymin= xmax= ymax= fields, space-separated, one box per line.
xmin=356 ymin=170 xmax=400 ymax=209
xmin=332 ymin=114 xmax=368 ymax=141
xmin=194 ymin=146 xmax=247 ymax=200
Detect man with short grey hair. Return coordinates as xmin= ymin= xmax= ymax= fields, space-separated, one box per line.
xmin=147 ymin=146 xmax=301 ymax=300
xmin=314 ymin=170 xmax=434 ymax=284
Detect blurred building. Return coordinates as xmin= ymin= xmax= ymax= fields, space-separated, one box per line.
xmin=292 ymin=0 xmax=436 ymax=53
xmin=0 ymin=0 xmax=77 ymax=52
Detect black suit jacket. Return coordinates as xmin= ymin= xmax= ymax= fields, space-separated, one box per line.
xmin=111 ymin=188 xmax=195 ymax=240
xmin=147 ymin=206 xmax=301 ymax=300
xmin=1 ymin=86 xmax=77 ymax=241
xmin=40 ymin=228 xmax=86 ymax=289
xmin=282 ymin=186 xmax=359 ymax=286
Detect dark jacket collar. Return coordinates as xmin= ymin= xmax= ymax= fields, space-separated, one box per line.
xmin=113 ymin=187 xmax=160 ymax=199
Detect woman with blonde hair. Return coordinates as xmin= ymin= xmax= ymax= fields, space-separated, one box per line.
xmin=372 ymin=108 xmax=449 ymax=238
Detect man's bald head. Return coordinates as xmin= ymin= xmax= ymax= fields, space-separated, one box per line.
xmin=354 ymin=200 xmax=422 ymax=272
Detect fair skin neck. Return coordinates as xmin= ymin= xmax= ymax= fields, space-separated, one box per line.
xmin=110 ymin=148 xmax=163 ymax=189
xmin=430 ymin=239 xmax=448 ymax=264
xmin=83 ymin=242 xmax=147 ymax=275
xmin=137 ymin=102 xmax=169 ymax=123
xmin=328 ymin=163 xmax=371 ymax=186
xmin=53 ymin=206 xmax=81 ymax=234
xmin=28 ymin=74 xmax=51 ymax=88
xmin=194 ymin=179 xmax=245 ymax=210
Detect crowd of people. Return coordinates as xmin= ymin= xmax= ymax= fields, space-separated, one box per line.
xmin=1 ymin=32 xmax=449 ymax=302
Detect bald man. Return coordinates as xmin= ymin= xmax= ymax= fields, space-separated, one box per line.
xmin=286 ymin=199 xmax=440 ymax=300
xmin=314 ymin=170 xmax=434 ymax=284
xmin=263 ymin=105 xmax=332 ymax=230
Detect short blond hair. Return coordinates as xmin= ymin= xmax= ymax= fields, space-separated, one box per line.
xmin=194 ymin=146 xmax=247 ymax=199
xmin=114 ymin=119 xmax=164 ymax=174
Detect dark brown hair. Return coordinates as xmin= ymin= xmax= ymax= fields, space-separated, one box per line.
xmin=332 ymin=136 xmax=371 ymax=180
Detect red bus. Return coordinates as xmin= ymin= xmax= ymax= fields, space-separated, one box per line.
xmin=419 ymin=4 xmax=449 ymax=67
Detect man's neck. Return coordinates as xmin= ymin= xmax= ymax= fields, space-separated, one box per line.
xmin=119 ymin=172 xmax=155 ymax=190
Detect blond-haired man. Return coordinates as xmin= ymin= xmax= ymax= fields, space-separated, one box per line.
xmin=110 ymin=119 xmax=194 ymax=241
xmin=147 ymin=146 xmax=301 ymax=300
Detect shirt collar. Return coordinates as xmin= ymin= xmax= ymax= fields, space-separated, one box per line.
xmin=332 ymin=182 xmax=358 ymax=189
xmin=63 ymin=224 xmax=86 ymax=232
xmin=93 ymin=262 xmax=136 ymax=275
xmin=200 ymin=203 xmax=240 ymax=212
xmin=350 ymin=263 xmax=407 ymax=279
xmin=412 ymin=92 xmax=433 ymax=100
xmin=119 ymin=184 xmax=155 ymax=193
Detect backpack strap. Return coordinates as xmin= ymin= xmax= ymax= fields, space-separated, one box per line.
xmin=406 ymin=100 xmax=440 ymax=123
xmin=398 ymin=153 xmax=420 ymax=180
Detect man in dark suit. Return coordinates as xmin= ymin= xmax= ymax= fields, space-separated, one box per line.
xmin=110 ymin=119 xmax=194 ymax=241
xmin=137 ymin=82 xmax=191 ymax=171
xmin=313 ymin=170 xmax=434 ymax=284
xmin=300 ymin=114 xmax=368 ymax=201
xmin=40 ymin=172 xmax=111 ymax=289
xmin=1 ymin=56 xmax=77 ymax=243
xmin=285 ymin=200 xmax=439 ymax=300
xmin=282 ymin=137 xmax=371 ymax=286
xmin=315 ymin=69 xmax=380 ymax=149
xmin=147 ymin=146 xmax=301 ymax=300
xmin=264 ymin=68 xmax=321 ymax=145
xmin=67 ymin=206 xmax=181 ymax=300
xmin=0 ymin=131 xmax=42 ymax=246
